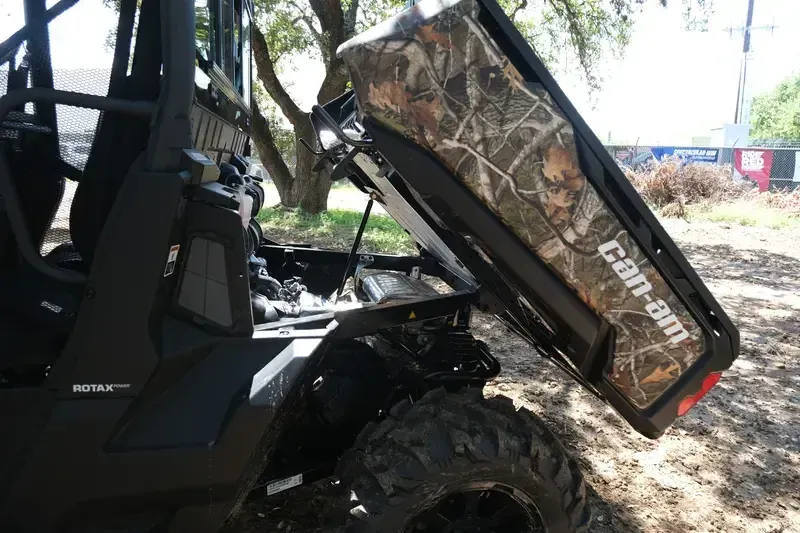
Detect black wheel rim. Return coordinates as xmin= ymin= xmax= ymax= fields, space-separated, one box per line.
xmin=404 ymin=481 xmax=545 ymax=533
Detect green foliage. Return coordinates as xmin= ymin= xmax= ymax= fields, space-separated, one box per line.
xmin=680 ymin=0 xmax=714 ymax=32
xmin=496 ymin=0 xmax=714 ymax=91
xmin=257 ymin=206 xmax=414 ymax=254
xmin=750 ymin=72 xmax=800 ymax=141
xmin=250 ymin=0 xmax=714 ymax=213
xmin=254 ymin=0 xmax=314 ymax=62
xmin=497 ymin=0 xmax=633 ymax=90
xmin=253 ymin=0 xmax=404 ymax=63
xmin=354 ymin=0 xmax=408 ymax=31
xmin=685 ymin=202 xmax=800 ymax=229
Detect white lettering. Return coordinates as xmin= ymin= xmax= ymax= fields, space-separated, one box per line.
xmin=658 ymin=314 xmax=691 ymax=344
xmin=599 ymin=240 xmax=690 ymax=344
xmin=741 ymin=151 xmax=765 ymax=171
xmin=611 ymin=258 xmax=639 ymax=281
xmin=625 ymin=273 xmax=653 ymax=297
xmin=645 ymin=299 xmax=672 ymax=321
xmin=72 ymin=384 xmax=130 ymax=393
xmin=598 ymin=240 xmax=625 ymax=262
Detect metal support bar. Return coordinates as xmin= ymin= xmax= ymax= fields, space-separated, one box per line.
xmin=336 ymin=198 xmax=373 ymax=299
xmin=23 ymin=0 xmax=61 ymax=156
xmin=0 ymin=88 xmax=156 ymax=284
xmin=144 ymin=0 xmax=196 ymax=171
xmin=0 ymin=0 xmax=79 ymax=66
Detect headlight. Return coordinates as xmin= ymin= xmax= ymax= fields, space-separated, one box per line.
xmin=319 ymin=129 xmax=340 ymax=150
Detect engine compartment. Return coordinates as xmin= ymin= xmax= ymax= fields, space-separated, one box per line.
xmin=218 ymin=157 xmax=476 ymax=329
xmin=247 ymin=251 xmax=443 ymax=325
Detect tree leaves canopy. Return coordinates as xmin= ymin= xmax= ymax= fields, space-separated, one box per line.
xmin=751 ymin=72 xmax=800 ymax=141
xmin=250 ymin=0 xmax=715 ymax=213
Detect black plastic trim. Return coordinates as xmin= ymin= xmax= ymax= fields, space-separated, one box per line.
xmin=364 ymin=119 xmax=602 ymax=355
xmin=144 ymin=0 xmax=196 ymax=171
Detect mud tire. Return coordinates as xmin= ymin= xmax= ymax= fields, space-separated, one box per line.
xmin=337 ymin=387 xmax=589 ymax=532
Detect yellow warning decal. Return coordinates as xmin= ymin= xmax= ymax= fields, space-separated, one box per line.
xmin=409 ymin=311 xmax=417 ymax=320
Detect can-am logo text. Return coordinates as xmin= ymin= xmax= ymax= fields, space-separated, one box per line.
xmin=741 ymin=151 xmax=765 ymax=171
xmin=72 ymin=384 xmax=131 ymax=392
xmin=598 ymin=240 xmax=690 ymax=344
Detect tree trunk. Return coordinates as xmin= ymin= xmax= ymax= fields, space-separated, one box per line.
xmin=251 ymin=101 xmax=298 ymax=207
xmin=292 ymin=122 xmax=332 ymax=214
xmin=250 ymin=10 xmax=351 ymax=214
xmin=251 ymin=102 xmax=333 ymax=213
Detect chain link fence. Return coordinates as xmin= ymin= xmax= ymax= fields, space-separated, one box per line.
xmin=605 ymin=143 xmax=800 ymax=192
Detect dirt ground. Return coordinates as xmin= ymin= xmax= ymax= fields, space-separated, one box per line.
xmin=240 ymin=218 xmax=800 ymax=533
xmin=479 ymin=219 xmax=800 ymax=533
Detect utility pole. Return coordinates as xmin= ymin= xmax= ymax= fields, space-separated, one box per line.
xmin=733 ymin=0 xmax=755 ymax=124
xmin=725 ymin=0 xmax=778 ymax=125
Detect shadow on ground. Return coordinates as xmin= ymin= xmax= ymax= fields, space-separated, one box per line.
xmin=480 ymin=240 xmax=800 ymax=533
xmin=233 ymin=223 xmax=800 ymax=532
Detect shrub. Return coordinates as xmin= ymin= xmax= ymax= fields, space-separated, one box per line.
xmin=751 ymin=187 xmax=800 ymax=214
xmin=624 ymin=157 xmax=752 ymax=209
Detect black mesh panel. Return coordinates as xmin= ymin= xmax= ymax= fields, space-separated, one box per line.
xmin=0 ymin=1 xmax=118 ymax=256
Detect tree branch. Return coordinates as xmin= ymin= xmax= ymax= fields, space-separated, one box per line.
xmin=344 ymin=0 xmax=359 ymax=37
xmin=307 ymin=0 xmax=353 ymax=104
xmin=441 ymin=120 xmax=597 ymax=259
xmin=465 ymin=32 xmax=497 ymax=209
xmin=251 ymin=101 xmax=295 ymax=197
xmin=308 ymin=0 xmax=346 ymax=54
xmin=288 ymin=0 xmax=326 ymax=59
xmin=510 ymin=0 xmax=528 ymax=21
xmin=545 ymin=0 xmax=595 ymax=85
xmin=252 ymin=24 xmax=306 ymax=127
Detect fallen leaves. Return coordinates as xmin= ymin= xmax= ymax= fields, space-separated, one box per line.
xmin=416 ymin=24 xmax=452 ymax=49
xmin=548 ymin=188 xmax=574 ymax=209
xmin=640 ymin=362 xmax=681 ymax=385
xmin=407 ymin=95 xmax=443 ymax=139
xmin=502 ymin=60 xmax=525 ymax=92
xmin=543 ymin=145 xmax=584 ymax=189
xmin=542 ymin=144 xmax=586 ymax=225
xmin=367 ymin=81 xmax=408 ymax=114
xmin=544 ymin=189 xmax=573 ymax=225
xmin=367 ymin=81 xmax=443 ymax=143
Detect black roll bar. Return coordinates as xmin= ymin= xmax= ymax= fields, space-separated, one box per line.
xmin=0 ymin=89 xmax=156 ymax=284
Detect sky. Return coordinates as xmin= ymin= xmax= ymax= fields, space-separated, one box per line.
xmin=3 ymin=0 xmax=800 ymax=145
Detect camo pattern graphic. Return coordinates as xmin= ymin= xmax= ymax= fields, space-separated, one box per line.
xmin=340 ymin=0 xmax=705 ymax=407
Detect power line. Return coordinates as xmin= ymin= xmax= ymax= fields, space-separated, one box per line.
xmin=724 ymin=0 xmax=781 ymax=124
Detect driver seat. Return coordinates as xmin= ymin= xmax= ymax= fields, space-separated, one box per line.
xmin=0 ymin=0 xmax=161 ymax=371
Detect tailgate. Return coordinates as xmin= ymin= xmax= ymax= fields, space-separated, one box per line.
xmin=337 ymin=0 xmax=738 ymax=437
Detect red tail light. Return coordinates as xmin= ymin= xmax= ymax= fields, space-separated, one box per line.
xmin=677 ymin=372 xmax=722 ymax=416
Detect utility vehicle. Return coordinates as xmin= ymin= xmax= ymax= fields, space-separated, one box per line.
xmin=0 ymin=0 xmax=738 ymax=531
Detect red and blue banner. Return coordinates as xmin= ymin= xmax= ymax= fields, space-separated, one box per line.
xmin=650 ymin=147 xmax=720 ymax=164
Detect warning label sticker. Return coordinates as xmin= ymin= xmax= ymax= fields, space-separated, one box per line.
xmin=163 ymin=245 xmax=180 ymax=277
xmin=266 ymin=474 xmax=303 ymax=496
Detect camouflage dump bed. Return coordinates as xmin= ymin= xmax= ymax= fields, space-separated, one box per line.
xmin=336 ymin=0 xmax=738 ymax=437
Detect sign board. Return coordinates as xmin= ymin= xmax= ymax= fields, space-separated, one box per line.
xmin=795 ymin=151 xmax=800 ymax=183
xmin=614 ymin=149 xmax=632 ymax=164
xmin=734 ymin=148 xmax=773 ymax=191
xmin=650 ymin=147 xmax=720 ymax=164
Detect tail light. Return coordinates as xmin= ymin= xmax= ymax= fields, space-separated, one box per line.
xmin=677 ymin=372 xmax=722 ymax=416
